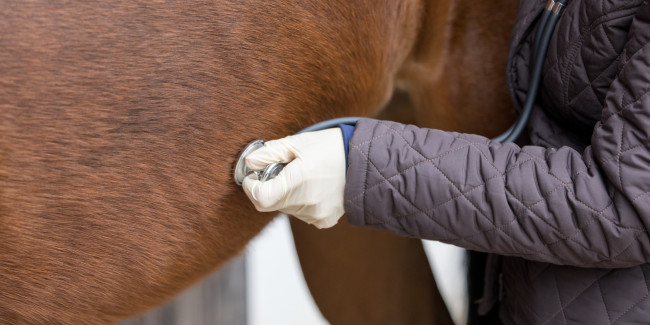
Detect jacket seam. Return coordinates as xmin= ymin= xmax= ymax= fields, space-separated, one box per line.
xmin=597 ymin=42 xmax=650 ymax=126
xmin=567 ymin=54 xmax=621 ymax=108
xmin=542 ymin=270 xmax=614 ymax=324
xmin=595 ymin=277 xmax=613 ymax=324
xmin=610 ymin=291 xmax=650 ymax=323
xmin=543 ymin=4 xmax=641 ymax=79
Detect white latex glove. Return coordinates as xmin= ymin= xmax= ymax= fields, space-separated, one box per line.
xmin=242 ymin=128 xmax=346 ymax=228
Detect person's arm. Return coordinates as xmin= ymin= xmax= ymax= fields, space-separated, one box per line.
xmin=243 ymin=7 xmax=650 ymax=268
xmin=345 ymin=10 xmax=650 ymax=268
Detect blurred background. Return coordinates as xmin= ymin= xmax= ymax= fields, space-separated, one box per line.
xmin=122 ymin=215 xmax=466 ymax=325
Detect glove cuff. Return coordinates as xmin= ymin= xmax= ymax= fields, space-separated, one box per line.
xmin=338 ymin=124 xmax=355 ymax=174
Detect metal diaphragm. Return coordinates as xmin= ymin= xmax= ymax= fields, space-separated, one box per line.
xmin=233 ymin=140 xmax=287 ymax=186
xmin=234 ymin=140 xmax=265 ymax=186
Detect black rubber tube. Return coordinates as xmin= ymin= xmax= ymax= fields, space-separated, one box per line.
xmin=296 ymin=116 xmax=361 ymax=134
xmin=502 ymin=13 xmax=561 ymax=143
xmin=492 ymin=8 xmax=562 ymax=143
xmin=532 ymin=9 xmax=552 ymax=64
xmin=303 ymin=11 xmax=561 ymax=143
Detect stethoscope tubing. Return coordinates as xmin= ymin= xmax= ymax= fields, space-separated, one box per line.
xmin=301 ymin=0 xmax=567 ymax=144
xmin=237 ymin=0 xmax=568 ymax=185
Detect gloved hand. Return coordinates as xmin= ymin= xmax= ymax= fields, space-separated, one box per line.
xmin=242 ymin=128 xmax=346 ymax=228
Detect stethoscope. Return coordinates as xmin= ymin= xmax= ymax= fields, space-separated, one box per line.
xmin=234 ymin=0 xmax=567 ymax=186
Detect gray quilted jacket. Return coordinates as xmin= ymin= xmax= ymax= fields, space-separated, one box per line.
xmin=344 ymin=0 xmax=650 ymax=324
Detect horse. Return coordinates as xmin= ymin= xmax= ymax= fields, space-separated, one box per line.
xmin=0 ymin=0 xmax=517 ymax=323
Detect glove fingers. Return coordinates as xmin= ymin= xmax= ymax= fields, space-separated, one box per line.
xmin=245 ymin=139 xmax=297 ymax=171
xmin=241 ymin=129 xmax=345 ymax=229
xmin=242 ymin=162 xmax=298 ymax=212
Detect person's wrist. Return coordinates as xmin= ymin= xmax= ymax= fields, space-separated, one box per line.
xmin=338 ymin=124 xmax=355 ymax=173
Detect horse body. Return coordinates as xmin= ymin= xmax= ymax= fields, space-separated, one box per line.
xmin=0 ymin=1 xmax=516 ymax=323
xmin=1 ymin=1 xmax=419 ymax=323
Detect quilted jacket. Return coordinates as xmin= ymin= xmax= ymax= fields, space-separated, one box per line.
xmin=344 ymin=0 xmax=650 ymax=324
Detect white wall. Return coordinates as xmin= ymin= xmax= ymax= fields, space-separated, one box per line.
xmin=247 ymin=215 xmax=467 ymax=325
xmin=247 ymin=215 xmax=328 ymax=325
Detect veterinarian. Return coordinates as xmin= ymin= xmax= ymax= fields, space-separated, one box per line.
xmin=243 ymin=1 xmax=650 ymax=323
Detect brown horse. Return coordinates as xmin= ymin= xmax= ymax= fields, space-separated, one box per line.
xmin=0 ymin=0 xmax=516 ymax=323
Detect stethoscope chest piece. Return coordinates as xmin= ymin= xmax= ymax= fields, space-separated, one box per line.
xmin=234 ymin=140 xmax=265 ymax=186
xmin=234 ymin=140 xmax=287 ymax=186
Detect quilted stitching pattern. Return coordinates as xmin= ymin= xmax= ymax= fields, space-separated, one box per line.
xmin=501 ymin=259 xmax=650 ymax=324
xmin=344 ymin=0 xmax=650 ymax=323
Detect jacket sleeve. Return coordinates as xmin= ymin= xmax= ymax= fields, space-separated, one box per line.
xmin=344 ymin=11 xmax=650 ymax=268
